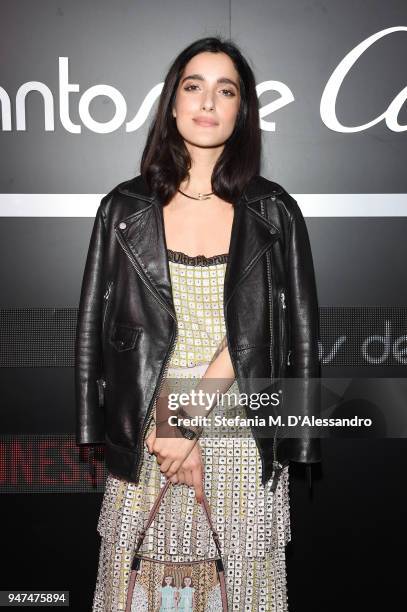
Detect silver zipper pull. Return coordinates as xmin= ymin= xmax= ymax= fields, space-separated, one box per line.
xmin=269 ymin=460 xmax=284 ymax=493
xmin=280 ymin=290 xmax=286 ymax=309
xmin=287 ymin=350 xmax=291 ymax=366
xmin=104 ymin=283 xmax=112 ymax=301
xmin=96 ymin=378 xmax=106 ymax=406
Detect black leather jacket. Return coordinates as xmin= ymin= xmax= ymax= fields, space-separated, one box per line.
xmin=75 ymin=174 xmax=321 ymax=487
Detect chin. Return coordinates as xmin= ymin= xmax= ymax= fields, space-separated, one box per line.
xmin=183 ymin=132 xmax=228 ymax=148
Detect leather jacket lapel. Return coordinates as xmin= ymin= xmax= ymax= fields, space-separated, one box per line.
xmin=114 ymin=199 xmax=177 ymax=318
xmin=225 ymin=200 xmax=280 ymax=307
xmin=114 ymin=179 xmax=281 ymax=319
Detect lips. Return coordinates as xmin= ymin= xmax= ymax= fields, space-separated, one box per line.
xmin=193 ymin=117 xmax=218 ymax=127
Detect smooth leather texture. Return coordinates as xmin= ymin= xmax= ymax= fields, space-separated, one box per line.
xmin=74 ymin=174 xmax=322 ymax=486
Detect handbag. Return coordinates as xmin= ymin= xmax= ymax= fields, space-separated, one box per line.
xmin=125 ymin=478 xmax=229 ymax=612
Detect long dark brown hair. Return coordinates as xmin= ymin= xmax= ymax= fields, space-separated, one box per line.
xmin=140 ymin=36 xmax=261 ymax=207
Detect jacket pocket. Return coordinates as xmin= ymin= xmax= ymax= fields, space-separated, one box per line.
xmin=109 ymin=323 xmax=141 ymax=352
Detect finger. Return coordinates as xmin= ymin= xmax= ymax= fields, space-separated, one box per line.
xmin=180 ymin=469 xmax=191 ymax=485
xmin=176 ymin=468 xmax=186 ymax=484
xmin=192 ymin=464 xmax=204 ymax=503
xmin=160 ymin=458 xmax=179 ymax=477
xmin=168 ymin=473 xmax=178 ymax=484
xmin=183 ymin=470 xmax=194 ymax=487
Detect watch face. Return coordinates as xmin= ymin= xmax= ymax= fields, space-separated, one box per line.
xmin=178 ymin=425 xmax=196 ymax=439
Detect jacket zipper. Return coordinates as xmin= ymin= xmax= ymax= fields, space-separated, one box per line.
xmin=256 ymin=199 xmax=276 ymax=488
xmin=102 ymin=280 xmax=114 ymax=335
xmin=259 ymin=200 xmax=287 ymax=493
xmin=114 ymin=229 xmax=178 ymax=482
xmin=279 ymin=288 xmax=286 ymax=373
xmin=96 ymin=281 xmax=113 ymax=409
xmin=269 ymin=288 xmax=288 ymax=492
xmin=88 ymin=282 xmax=114 ymax=485
xmin=96 ymin=377 xmax=106 ymax=407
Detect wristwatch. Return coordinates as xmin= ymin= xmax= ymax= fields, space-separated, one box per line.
xmin=177 ymin=423 xmax=200 ymax=440
xmin=175 ymin=406 xmax=203 ymax=440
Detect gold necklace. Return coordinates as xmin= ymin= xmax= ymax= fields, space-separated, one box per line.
xmin=177 ymin=188 xmax=214 ymax=201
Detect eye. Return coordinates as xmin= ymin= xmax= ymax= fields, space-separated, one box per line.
xmin=183 ymin=84 xmax=236 ymax=97
xmin=220 ymin=88 xmax=236 ymax=97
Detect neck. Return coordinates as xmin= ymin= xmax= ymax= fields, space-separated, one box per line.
xmin=181 ymin=142 xmax=223 ymax=193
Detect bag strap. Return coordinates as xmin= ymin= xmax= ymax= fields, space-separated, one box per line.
xmin=125 ymin=479 xmax=229 ymax=612
xmin=134 ymin=478 xmax=223 ymax=558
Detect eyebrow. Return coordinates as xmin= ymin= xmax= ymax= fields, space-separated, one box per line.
xmin=181 ymin=73 xmax=239 ymax=90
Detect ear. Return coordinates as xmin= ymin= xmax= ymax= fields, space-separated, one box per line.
xmin=172 ymin=107 xmax=176 ymax=118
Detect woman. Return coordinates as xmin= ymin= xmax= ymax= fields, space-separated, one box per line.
xmin=76 ymin=36 xmax=321 ymax=611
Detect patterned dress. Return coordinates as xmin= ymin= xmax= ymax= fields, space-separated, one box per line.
xmin=93 ymin=249 xmax=291 ymax=612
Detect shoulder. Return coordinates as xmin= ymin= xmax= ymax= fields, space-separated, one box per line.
xmin=101 ymin=174 xmax=152 ymax=205
xmin=252 ymin=174 xmax=300 ymax=222
xmin=97 ymin=174 xmax=153 ymax=224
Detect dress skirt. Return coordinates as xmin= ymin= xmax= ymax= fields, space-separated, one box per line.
xmin=93 ymin=392 xmax=290 ymax=612
xmin=92 ymin=250 xmax=291 ymax=611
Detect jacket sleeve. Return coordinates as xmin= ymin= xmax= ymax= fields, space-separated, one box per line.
xmin=74 ymin=199 xmax=107 ymax=446
xmin=278 ymin=195 xmax=322 ymax=465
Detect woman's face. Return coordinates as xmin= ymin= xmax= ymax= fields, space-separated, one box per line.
xmin=184 ymin=577 xmax=191 ymax=586
xmin=172 ymin=51 xmax=241 ymax=150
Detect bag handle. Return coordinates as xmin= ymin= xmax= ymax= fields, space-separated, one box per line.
xmin=133 ymin=478 xmax=223 ymax=558
xmin=125 ymin=479 xmax=229 ymax=612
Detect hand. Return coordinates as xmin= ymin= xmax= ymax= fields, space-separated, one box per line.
xmin=169 ymin=442 xmax=204 ymax=502
xmin=145 ymin=424 xmax=204 ymax=503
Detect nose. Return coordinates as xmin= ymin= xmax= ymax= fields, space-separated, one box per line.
xmin=201 ymin=89 xmax=215 ymax=111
